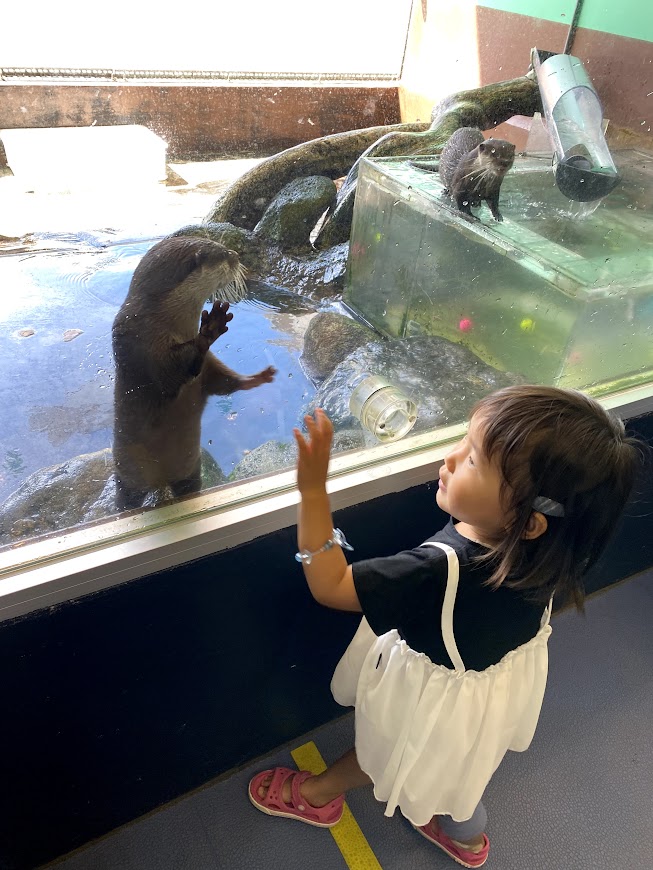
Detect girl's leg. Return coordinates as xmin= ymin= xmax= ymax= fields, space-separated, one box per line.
xmin=257 ymin=747 xmax=371 ymax=806
xmin=432 ymin=800 xmax=488 ymax=850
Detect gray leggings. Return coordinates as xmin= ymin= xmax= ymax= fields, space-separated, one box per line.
xmin=437 ymin=799 xmax=487 ymax=841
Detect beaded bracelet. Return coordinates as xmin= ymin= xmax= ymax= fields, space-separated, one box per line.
xmin=295 ymin=528 xmax=354 ymax=565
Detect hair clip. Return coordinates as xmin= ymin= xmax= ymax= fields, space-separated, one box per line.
xmin=532 ymin=496 xmax=565 ymax=517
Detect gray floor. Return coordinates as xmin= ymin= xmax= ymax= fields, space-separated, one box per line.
xmin=46 ymin=571 xmax=653 ymax=870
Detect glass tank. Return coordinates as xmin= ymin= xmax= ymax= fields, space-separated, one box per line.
xmin=344 ymin=150 xmax=653 ymax=395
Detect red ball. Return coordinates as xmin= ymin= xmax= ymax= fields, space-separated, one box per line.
xmin=459 ymin=318 xmax=473 ymax=332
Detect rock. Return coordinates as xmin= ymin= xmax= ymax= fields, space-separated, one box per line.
xmin=253 ymin=176 xmax=337 ymax=253
xmin=309 ymin=335 xmax=524 ymax=435
xmin=229 ymin=440 xmax=296 ymax=481
xmin=301 ymin=312 xmax=376 ymax=383
xmin=261 ymin=242 xmax=350 ymax=301
xmin=0 ymin=448 xmax=114 ymax=544
xmin=229 ymin=429 xmax=365 ymax=482
xmin=62 ymin=328 xmax=83 ymax=342
xmin=0 ymin=448 xmax=227 ymax=546
xmin=200 ymin=451 xmax=229 ymax=489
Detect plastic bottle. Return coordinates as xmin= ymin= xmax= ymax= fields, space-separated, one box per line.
xmin=348 ymin=374 xmax=417 ymax=442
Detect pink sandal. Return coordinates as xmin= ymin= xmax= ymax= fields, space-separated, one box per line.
xmin=248 ymin=767 xmax=344 ymax=828
xmin=412 ymin=820 xmax=490 ymax=868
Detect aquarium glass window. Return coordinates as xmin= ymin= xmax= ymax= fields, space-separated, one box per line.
xmin=0 ymin=0 xmax=652 ymax=572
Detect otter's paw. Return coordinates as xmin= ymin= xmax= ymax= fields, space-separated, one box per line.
xmin=242 ymin=366 xmax=277 ymax=390
xmin=259 ymin=365 xmax=276 ymax=383
xmin=200 ymin=301 xmax=234 ymax=343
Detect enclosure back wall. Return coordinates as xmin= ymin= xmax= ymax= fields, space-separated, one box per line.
xmin=0 ymin=85 xmax=402 ymax=162
xmin=400 ymin=0 xmax=653 ymax=136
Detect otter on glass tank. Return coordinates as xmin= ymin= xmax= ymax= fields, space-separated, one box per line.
xmin=440 ymin=127 xmax=515 ymax=221
xmin=112 ymin=236 xmax=276 ymax=511
xmin=420 ymin=126 xmax=515 ymax=222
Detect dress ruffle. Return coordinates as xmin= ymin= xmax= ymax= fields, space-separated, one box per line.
xmin=332 ymin=613 xmax=551 ymax=824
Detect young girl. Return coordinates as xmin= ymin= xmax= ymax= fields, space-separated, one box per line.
xmin=249 ymin=385 xmax=640 ymax=868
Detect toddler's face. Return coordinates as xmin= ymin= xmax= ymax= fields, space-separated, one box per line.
xmin=436 ymin=413 xmax=509 ymax=545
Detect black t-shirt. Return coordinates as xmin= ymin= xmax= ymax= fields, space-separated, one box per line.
xmin=352 ymin=519 xmax=543 ymax=671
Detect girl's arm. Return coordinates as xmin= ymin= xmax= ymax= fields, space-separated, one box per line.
xmin=294 ymin=410 xmax=361 ymax=612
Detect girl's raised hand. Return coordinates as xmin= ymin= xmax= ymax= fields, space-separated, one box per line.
xmin=294 ymin=409 xmax=334 ymax=497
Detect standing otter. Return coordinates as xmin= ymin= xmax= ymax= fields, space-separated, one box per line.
xmin=112 ymin=236 xmax=276 ymax=510
xmin=411 ymin=127 xmax=515 ymax=221
xmin=438 ymin=127 xmax=515 ymax=222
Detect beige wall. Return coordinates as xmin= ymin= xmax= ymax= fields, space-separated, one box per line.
xmin=399 ymin=0 xmax=481 ymax=123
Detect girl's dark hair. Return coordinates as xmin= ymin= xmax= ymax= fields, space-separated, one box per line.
xmin=472 ymin=385 xmax=642 ymax=610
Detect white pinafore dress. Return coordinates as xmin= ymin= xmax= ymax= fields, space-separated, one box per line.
xmin=331 ymin=542 xmax=553 ymax=825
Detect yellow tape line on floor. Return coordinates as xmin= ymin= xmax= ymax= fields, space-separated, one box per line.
xmin=291 ymin=741 xmax=382 ymax=870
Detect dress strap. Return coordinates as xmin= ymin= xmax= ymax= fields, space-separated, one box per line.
xmin=541 ymin=595 xmax=554 ymax=627
xmin=421 ymin=542 xmax=465 ymax=672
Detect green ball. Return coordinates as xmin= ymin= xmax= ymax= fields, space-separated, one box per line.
xmin=520 ymin=318 xmax=535 ymax=332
